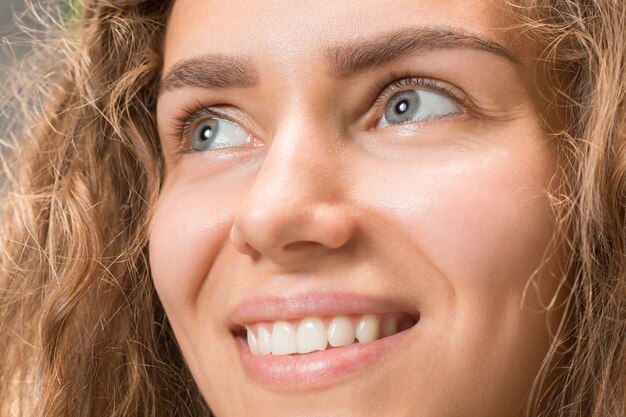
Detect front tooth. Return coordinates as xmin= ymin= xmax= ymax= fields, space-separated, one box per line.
xmin=247 ymin=327 xmax=260 ymax=355
xmin=356 ymin=314 xmax=380 ymax=343
xmin=327 ymin=316 xmax=355 ymax=347
xmin=271 ymin=321 xmax=298 ymax=355
xmin=297 ymin=317 xmax=327 ymax=353
xmin=257 ymin=325 xmax=272 ymax=355
xmin=380 ymin=319 xmax=398 ymax=338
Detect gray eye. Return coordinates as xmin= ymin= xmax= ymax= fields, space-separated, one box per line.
xmin=380 ymin=89 xmax=461 ymax=127
xmin=190 ymin=118 xmax=249 ymax=151
xmin=192 ymin=119 xmax=220 ymax=150
xmin=384 ymin=90 xmax=420 ymax=125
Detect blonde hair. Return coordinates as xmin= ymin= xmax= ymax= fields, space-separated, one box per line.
xmin=0 ymin=1 xmax=624 ymax=416
xmin=509 ymin=1 xmax=626 ymax=415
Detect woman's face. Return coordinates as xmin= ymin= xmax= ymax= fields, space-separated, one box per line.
xmin=151 ymin=1 xmax=563 ymax=416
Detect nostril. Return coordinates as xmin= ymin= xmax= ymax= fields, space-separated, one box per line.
xmin=230 ymin=224 xmax=262 ymax=257
xmin=243 ymin=243 xmax=261 ymax=257
xmin=284 ymin=241 xmax=318 ymax=251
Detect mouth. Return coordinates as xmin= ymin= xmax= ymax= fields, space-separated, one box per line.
xmin=234 ymin=312 xmax=417 ymax=356
xmin=230 ymin=292 xmax=420 ymax=387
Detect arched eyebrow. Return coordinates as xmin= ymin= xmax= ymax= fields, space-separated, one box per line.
xmin=159 ymin=27 xmax=519 ymax=93
xmin=160 ymin=54 xmax=258 ymax=92
xmin=327 ymin=27 xmax=520 ymax=78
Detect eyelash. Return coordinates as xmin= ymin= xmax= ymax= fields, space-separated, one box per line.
xmin=172 ymin=103 xmax=226 ymax=141
xmin=371 ymin=71 xmax=472 ymax=115
xmin=170 ymin=73 xmax=471 ymax=150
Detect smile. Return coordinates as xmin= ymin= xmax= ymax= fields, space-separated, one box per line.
xmin=242 ymin=312 xmax=417 ymax=356
xmin=230 ymin=292 xmax=420 ymax=387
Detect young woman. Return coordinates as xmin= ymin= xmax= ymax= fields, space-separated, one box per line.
xmin=1 ymin=1 xmax=624 ymax=416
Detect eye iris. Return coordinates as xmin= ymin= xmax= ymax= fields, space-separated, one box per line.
xmin=192 ymin=119 xmax=221 ymax=150
xmin=384 ymin=90 xmax=420 ymax=125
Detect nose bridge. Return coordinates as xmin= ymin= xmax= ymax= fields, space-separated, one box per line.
xmin=230 ymin=116 xmax=354 ymax=263
xmin=259 ymin=119 xmax=339 ymax=201
xmin=243 ymin=116 xmax=342 ymax=225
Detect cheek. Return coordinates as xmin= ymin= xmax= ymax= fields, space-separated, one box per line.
xmin=414 ymin=146 xmax=558 ymax=350
xmin=425 ymin=153 xmax=554 ymax=294
xmin=353 ymin=138 xmax=559 ymax=392
xmin=360 ymin=141 xmax=557 ymax=295
xmin=149 ymin=172 xmax=242 ymax=314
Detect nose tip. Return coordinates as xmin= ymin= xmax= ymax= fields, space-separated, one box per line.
xmin=229 ymin=199 xmax=356 ymax=266
xmin=228 ymin=117 xmax=356 ymax=266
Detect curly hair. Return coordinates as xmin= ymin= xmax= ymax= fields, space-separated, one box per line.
xmin=0 ymin=1 xmax=624 ymax=416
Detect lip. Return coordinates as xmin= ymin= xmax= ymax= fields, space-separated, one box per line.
xmin=229 ymin=291 xmax=420 ymax=326
xmin=235 ymin=322 xmax=414 ymax=388
xmin=230 ymin=291 xmax=419 ymax=388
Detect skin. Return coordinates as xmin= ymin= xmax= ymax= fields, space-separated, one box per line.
xmin=150 ymin=1 xmax=565 ymax=416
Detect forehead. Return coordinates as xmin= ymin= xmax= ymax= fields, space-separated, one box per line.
xmin=164 ymin=0 xmax=523 ymax=71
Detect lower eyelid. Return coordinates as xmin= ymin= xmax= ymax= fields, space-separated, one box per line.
xmin=377 ymin=112 xmax=461 ymax=130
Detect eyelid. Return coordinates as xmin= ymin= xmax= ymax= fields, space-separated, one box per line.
xmin=169 ymin=75 xmax=478 ymax=151
xmin=171 ymin=102 xmax=257 ymax=154
xmin=369 ymin=73 xmax=478 ymax=125
xmin=173 ymin=103 xmax=229 ymax=140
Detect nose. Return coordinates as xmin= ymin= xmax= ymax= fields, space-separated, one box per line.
xmin=229 ymin=123 xmax=356 ymax=266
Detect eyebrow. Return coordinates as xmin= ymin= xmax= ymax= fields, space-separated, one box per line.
xmin=160 ymin=54 xmax=259 ymax=92
xmin=327 ymin=27 xmax=520 ymax=78
xmin=159 ymin=27 xmax=519 ymax=93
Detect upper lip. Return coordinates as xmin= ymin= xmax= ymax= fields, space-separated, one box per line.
xmin=229 ymin=291 xmax=420 ymax=329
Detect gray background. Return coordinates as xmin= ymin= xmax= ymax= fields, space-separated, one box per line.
xmin=0 ymin=0 xmax=28 ymax=53
xmin=1 ymin=0 xmax=31 ymax=66
xmin=1 ymin=0 xmax=32 ymax=135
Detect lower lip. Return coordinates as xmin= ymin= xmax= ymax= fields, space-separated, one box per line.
xmin=236 ymin=327 xmax=413 ymax=388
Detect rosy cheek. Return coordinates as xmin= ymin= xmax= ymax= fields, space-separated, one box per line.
xmin=422 ymin=171 xmax=553 ymax=291
xmin=354 ymin=140 xmax=556 ymax=296
xmin=149 ymin=178 xmax=237 ymax=312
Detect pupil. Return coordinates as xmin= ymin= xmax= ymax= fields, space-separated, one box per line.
xmin=201 ymin=126 xmax=213 ymax=141
xmin=396 ymin=100 xmax=409 ymax=114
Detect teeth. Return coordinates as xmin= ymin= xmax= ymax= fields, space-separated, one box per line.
xmin=297 ymin=318 xmax=327 ymax=354
xmin=271 ymin=321 xmax=298 ymax=355
xmin=257 ymin=325 xmax=272 ymax=355
xmin=327 ymin=315 xmax=356 ymax=347
xmin=355 ymin=314 xmax=380 ymax=343
xmin=246 ymin=313 xmax=414 ymax=356
xmin=247 ymin=326 xmax=260 ymax=355
xmin=380 ymin=319 xmax=398 ymax=338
